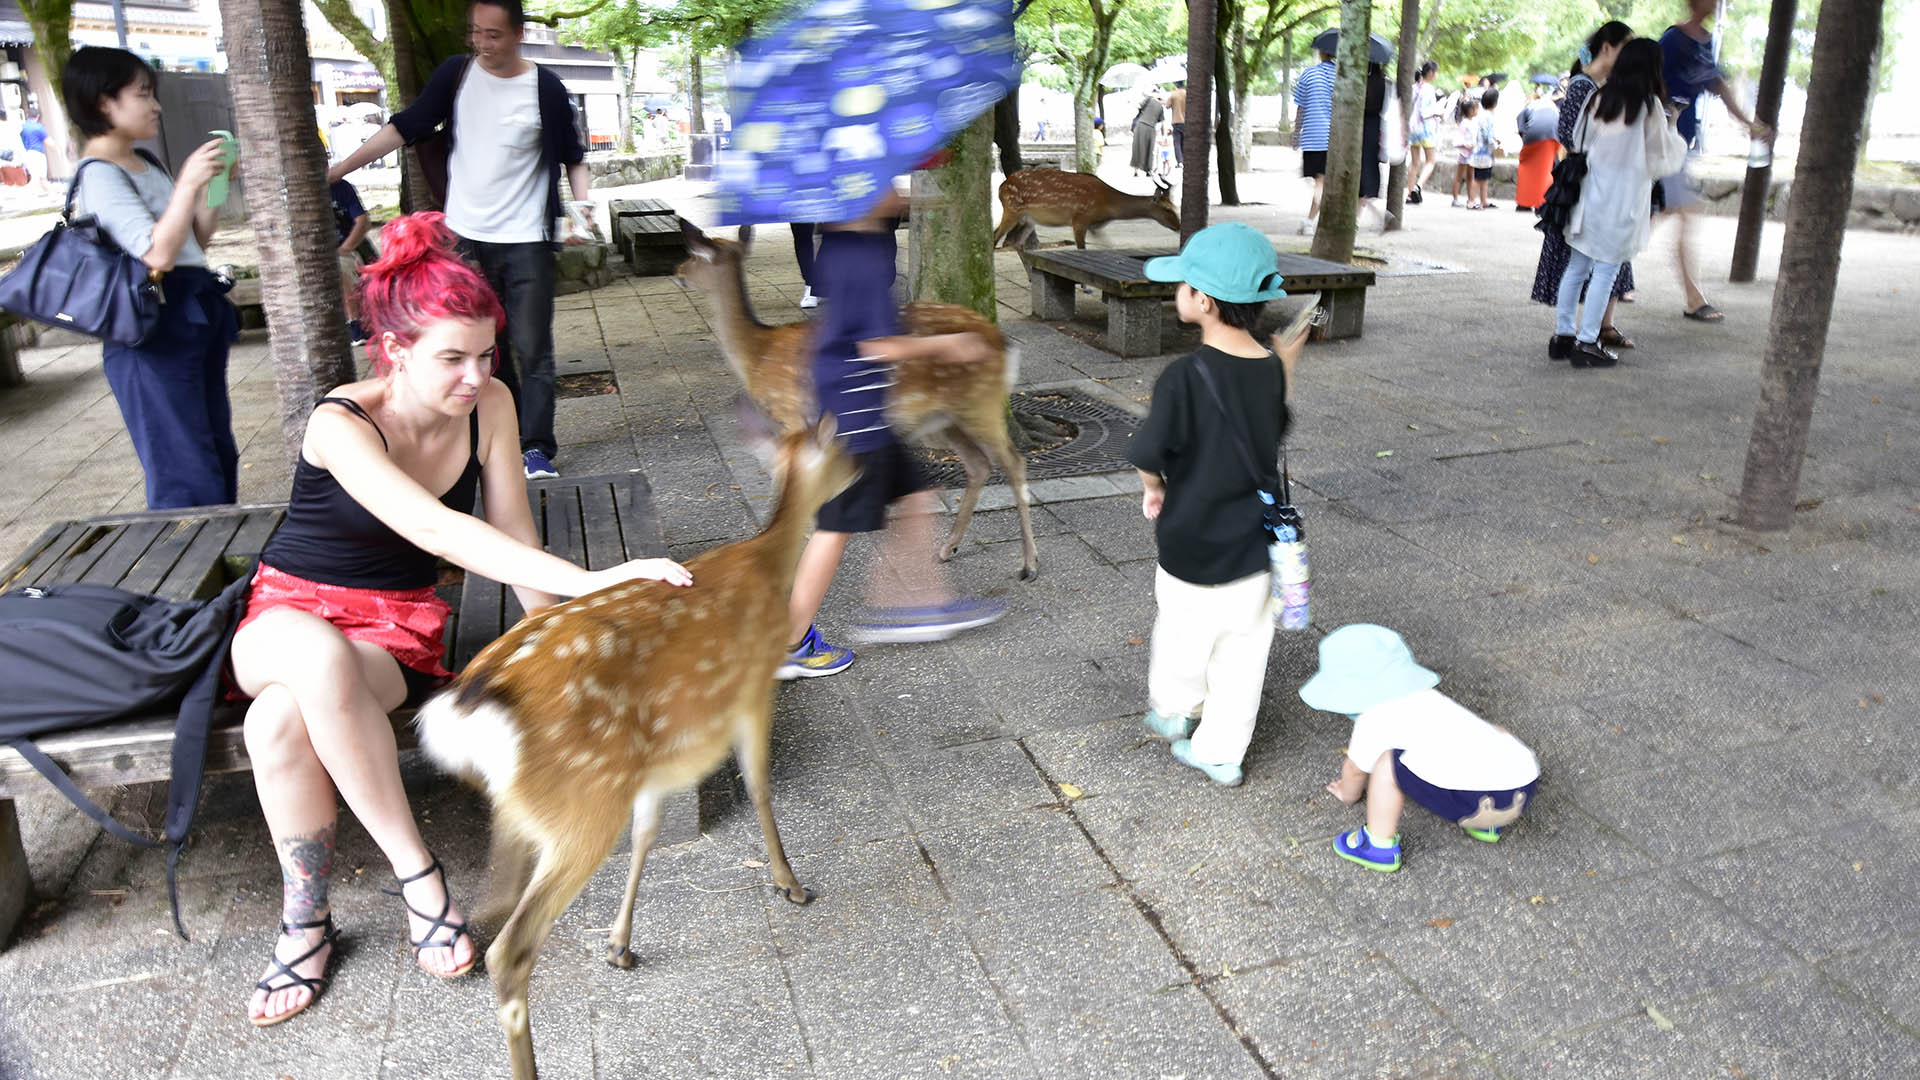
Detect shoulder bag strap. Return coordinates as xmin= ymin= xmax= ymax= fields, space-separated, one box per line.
xmin=1188 ymin=356 xmax=1292 ymax=503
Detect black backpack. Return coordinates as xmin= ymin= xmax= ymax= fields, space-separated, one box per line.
xmin=0 ymin=572 xmax=252 ymax=938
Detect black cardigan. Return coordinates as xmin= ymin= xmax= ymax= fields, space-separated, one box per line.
xmin=390 ymin=56 xmax=585 ymax=244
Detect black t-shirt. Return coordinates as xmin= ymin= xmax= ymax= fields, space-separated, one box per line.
xmin=1126 ymin=346 xmax=1290 ymax=585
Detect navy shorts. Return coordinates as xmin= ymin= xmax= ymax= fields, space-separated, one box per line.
xmin=1472 ymin=166 xmax=1493 ymax=182
xmin=1301 ymin=150 xmax=1328 ymax=178
xmin=815 ymin=438 xmax=927 ymax=534
xmin=1391 ymin=750 xmax=1536 ymax=825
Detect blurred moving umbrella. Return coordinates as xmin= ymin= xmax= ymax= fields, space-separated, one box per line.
xmin=720 ymin=0 xmax=1022 ymax=225
xmin=1311 ymin=28 xmax=1395 ymax=64
xmin=1099 ymin=62 xmax=1151 ymax=89
xmin=644 ymin=95 xmax=674 ymax=109
xmin=1146 ymin=56 xmax=1186 ymax=84
xmin=1530 ymin=73 xmax=1561 ymax=86
xmin=1485 ymin=72 xmax=1510 ymax=86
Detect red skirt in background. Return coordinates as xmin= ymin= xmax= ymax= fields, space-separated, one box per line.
xmin=1516 ymin=140 xmax=1556 ymax=210
xmin=236 ymin=563 xmax=454 ymax=683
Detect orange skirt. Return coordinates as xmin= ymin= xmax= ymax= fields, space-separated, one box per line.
xmin=1516 ymin=140 xmax=1556 ymax=209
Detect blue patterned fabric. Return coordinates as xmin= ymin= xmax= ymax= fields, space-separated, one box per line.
xmin=718 ymin=0 xmax=1022 ymax=225
xmin=1291 ymin=62 xmax=1336 ymax=152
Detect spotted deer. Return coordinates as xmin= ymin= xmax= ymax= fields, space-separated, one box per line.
xmin=414 ymin=419 xmax=855 ymax=1080
xmin=675 ymin=222 xmax=1040 ymax=581
xmin=991 ymin=169 xmax=1180 ymax=249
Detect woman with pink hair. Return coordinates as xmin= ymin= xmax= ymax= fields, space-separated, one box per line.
xmin=230 ymin=213 xmax=691 ymax=1027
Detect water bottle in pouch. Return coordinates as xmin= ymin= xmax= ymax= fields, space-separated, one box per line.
xmin=1261 ymin=492 xmax=1310 ymax=631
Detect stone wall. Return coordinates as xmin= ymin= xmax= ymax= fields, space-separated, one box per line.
xmin=587 ymin=151 xmax=686 ymax=188
xmin=554 ymin=241 xmax=617 ymax=296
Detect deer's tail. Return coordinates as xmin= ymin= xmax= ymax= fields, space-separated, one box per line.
xmin=415 ymin=684 xmax=524 ymax=798
xmin=1004 ymin=344 xmax=1021 ymax=389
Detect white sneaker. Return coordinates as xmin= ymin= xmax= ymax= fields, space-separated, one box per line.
xmin=1298 ymin=219 xmax=1316 ymax=236
xmin=799 ymin=286 xmax=819 ymax=309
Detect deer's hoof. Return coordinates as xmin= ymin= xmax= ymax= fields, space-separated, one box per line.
xmin=778 ymin=882 xmax=815 ymax=906
xmin=1018 ymin=566 xmax=1038 ymax=583
xmin=938 ymin=543 xmax=960 ymax=563
xmin=606 ymin=944 xmax=638 ymax=969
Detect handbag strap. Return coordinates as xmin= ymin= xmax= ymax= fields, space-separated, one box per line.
xmin=63 ymin=148 xmax=168 ymax=225
xmin=1188 ymin=354 xmax=1293 ymax=505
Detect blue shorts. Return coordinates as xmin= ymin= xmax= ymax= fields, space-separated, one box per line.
xmin=1391 ymin=750 xmax=1536 ymax=825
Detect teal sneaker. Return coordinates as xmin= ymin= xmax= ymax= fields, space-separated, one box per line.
xmin=776 ymin=625 xmax=854 ymax=680
xmin=1170 ymin=739 xmax=1243 ymax=787
xmin=1334 ymin=827 xmax=1402 ymax=872
xmin=1462 ymin=825 xmax=1503 ymax=843
xmin=1142 ymin=709 xmax=1194 ymax=740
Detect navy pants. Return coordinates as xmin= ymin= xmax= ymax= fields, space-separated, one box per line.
xmin=101 ymin=268 xmax=240 ymax=509
xmin=459 ymin=238 xmax=558 ymax=459
xmin=791 ymin=223 xmax=818 ymax=292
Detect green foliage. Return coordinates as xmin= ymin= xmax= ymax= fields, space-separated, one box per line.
xmin=538 ymin=0 xmax=798 ymax=53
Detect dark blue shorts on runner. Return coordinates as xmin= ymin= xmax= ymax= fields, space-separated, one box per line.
xmin=816 ymin=438 xmax=927 ymax=534
xmin=1391 ymin=750 xmax=1536 ymax=825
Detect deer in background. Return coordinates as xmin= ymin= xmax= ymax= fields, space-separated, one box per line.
xmin=991 ymin=169 xmax=1181 ymax=250
xmin=674 ymin=222 xmax=1040 ymax=582
xmin=414 ymin=419 xmax=856 ymax=1080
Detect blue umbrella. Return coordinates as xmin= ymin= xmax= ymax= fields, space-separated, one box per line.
xmin=644 ymin=95 xmax=674 ymax=110
xmin=1530 ymin=73 xmax=1561 ymax=86
xmin=718 ymin=0 xmax=1022 ymax=225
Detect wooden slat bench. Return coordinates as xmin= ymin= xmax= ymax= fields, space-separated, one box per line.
xmin=616 ymin=212 xmax=689 ymax=275
xmin=606 ymin=197 xmax=676 ymax=235
xmin=1019 ymin=247 xmax=1378 ymax=356
xmin=0 ymin=470 xmax=675 ymax=945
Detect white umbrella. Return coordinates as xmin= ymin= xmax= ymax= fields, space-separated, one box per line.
xmin=1146 ymin=57 xmax=1186 ymax=84
xmin=1099 ymin=62 xmax=1150 ymax=89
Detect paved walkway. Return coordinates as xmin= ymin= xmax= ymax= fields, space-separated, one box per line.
xmin=3 ymin=155 xmax=1919 ymax=1080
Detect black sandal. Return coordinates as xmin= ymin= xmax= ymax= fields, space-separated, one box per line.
xmin=249 ymin=915 xmax=339 ymax=1028
xmin=383 ymin=855 xmax=477 ymax=979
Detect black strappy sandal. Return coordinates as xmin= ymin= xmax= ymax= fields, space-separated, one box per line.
xmin=382 ymin=855 xmax=477 ymax=979
xmin=249 ymin=915 xmax=339 ymax=1028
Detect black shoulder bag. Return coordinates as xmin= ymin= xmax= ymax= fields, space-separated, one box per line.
xmin=0 ymin=150 xmax=168 ymax=345
xmin=1534 ymin=98 xmax=1593 ymax=239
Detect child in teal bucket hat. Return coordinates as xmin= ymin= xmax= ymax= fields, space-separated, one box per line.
xmin=1303 ymin=624 xmax=1540 ymax=871
xmin=1126 ymin=222 xmax=1311 ymax=787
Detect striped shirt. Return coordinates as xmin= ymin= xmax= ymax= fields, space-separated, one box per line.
xmin=1292 ymin=62 xmax=1336 ymax=152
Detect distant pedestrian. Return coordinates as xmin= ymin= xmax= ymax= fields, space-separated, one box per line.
xmin=1552 ymin=38 xmax=1690 ymax=368
xmin=791 ymin=222 xmax=820 ymax=308
xmin=1166 ymin=81 xmax=1187 ymax=166
xmin=1514 ymin=82 xmax=1560 ymax=211
xmin=1130 ymin=223 xmax=1310 ymax=788
xmin=19 ymin=108 xmax=49 ymax=195
xmin=1291 ymin=48 xmax=1336 ymax=232
xmin=1406 ymin=61 xmax=1442 ymax=204
xmin=327 ymin=0 xmax=595 ymax=481
xmin=1130 ymin=89 xmax=1165 ymax=178
xmin=1657 ymin=0 xmax=1771 ymax=324
xmin=1531 ymin=22 xmax=1638 ymax=356
xmin=1307 ymin=624 xmax=1540 ymax=873
xmin=64 ymin=47 xmax=240 ymax=509
xmin=1451 ymin=96 xmax=1481 ymax=207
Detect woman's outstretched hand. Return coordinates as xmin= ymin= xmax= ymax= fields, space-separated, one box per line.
xmin=583 ymin=557 xmax=693 ymax=593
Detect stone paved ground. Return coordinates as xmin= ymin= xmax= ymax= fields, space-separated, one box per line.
xmin=3 ymin=151 xmax=1919 ymax=1079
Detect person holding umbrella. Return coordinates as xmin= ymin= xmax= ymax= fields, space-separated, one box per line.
xmin=1290 ymin=43 xmax=1336 ymax=233
xmin=1130 ymin=87 xmax=1167 ymax=179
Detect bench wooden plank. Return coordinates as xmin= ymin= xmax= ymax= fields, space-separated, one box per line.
xmin=116 ymin=519 xmax=208 ymax=596
xmin=77 ymin=521 xmax=168 ymax=587
xmin=616 ymin=472 xmax=666 ymax=558
xmin=41 ymin=525 xmax=120 ymax=586
xmin=0 ymin=522 xmax=94 ymax=592
xmin=155 ymin=515 xmax=245 ymax=601
xmin=579 ymin=481 xmax=625 ymax=569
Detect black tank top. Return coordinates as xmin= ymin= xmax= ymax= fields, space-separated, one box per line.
xmin=261 ymin=397 xmax=484 ymax=590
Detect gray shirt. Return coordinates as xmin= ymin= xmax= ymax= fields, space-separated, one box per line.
xmin=73 ymin=156 xmax=206 ymax=268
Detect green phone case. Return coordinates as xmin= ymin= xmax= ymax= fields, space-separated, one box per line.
xmin=206 ymin=129 xmax=238 ymax=210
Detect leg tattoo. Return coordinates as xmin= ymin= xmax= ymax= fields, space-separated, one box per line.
xmin=277 ymin=824 xmax=336 ymax=925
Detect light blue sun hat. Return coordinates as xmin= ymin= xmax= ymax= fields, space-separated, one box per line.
xmin=1298 ymin=624 xmax=1439 ymax=715
xmin=1143 ymin=222 xmax=1287 ymax=303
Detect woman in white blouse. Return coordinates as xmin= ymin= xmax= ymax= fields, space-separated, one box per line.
xmin=1554 ymin=38 xmax=1690 ymax=368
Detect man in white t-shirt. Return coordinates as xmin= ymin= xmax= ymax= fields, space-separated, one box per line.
xmin=328 ymin=0 xmax=593 ymax=480
xmin=1301 ymin=624 xmax=1540 ymax=872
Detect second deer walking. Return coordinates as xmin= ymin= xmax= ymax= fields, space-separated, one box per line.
xmin=414 ymin=420 xmax=855 ymax=1080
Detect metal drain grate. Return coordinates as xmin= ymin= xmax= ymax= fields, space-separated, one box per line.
xmin=556 ymin=371 xmax=619 ymax=398
xmin=909 ymin=387 xmax=1141 ymax=489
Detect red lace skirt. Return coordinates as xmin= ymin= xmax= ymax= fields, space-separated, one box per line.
xmin=237 ymin=563 xmax=455 ymax=683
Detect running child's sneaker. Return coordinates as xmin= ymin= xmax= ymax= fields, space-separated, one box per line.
xmin=848 ymin=596 xmax=1006 ymax=643
xmin=776 ymin=624 xmax=854 ymax=680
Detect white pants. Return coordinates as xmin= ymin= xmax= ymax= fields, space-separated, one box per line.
xmin=1148 ymin=566 xmax=1276 ymax=767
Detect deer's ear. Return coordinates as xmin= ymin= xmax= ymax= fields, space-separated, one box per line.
xmin=813 ymin=412 xmax=839 ymax=446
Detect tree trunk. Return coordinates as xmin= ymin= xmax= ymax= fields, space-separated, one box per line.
xmin=311 ymin=0 xmax=398 ymax=94
xmin=1233 ymin=86 xmax=1253 ymax=161
xmin=690 ymin=51 xmax=705 ymax=134
xmin=908 ymin=112 xmax=997 ymax=320
xmin=1730 ymin=0 xmax=1796 ymax=282
xmin=388 ymin=2 xmax=437 ymax=213
xmin=1310 ymin=0 xmax=1370 ymax=263
xmin=391 ymin=0 xmax=467 ymax=89
xmin=994 ymin=93 xmax=1023 ymax=176
xmin=1230 ymin=10 xmax=1251 ymax=160
xmin=1212 ymin=0 xmax=1238 ymax=206
xmin=1385 ymin=0 xmax=1419 ymax=232
xmin=1181 ymin=0 xmax=1217 ymax=240
xmin=18 ymin=0 xmax=74 ymax=118
xmin=1073 ymin=94 xmax=1097 ymax=173
xmin=1279 ymin=34 xmax=1292 ymax=132
xmin=613 ymin=44 xmax=634 ymax=154
xmin=220 ymin=0 xmax=357 ymax=461
xmin=1735 ymin=0 xmax=1884 ymax=531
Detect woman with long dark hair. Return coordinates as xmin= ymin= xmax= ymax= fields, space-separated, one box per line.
xmin=1529 ymin=21 xmax=1637 ymax=356
xmin=1552 ymin=38 xmax=1689 ymax=367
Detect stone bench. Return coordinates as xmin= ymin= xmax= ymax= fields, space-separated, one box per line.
xmin=0 ymin=470 xmax=688 ymax=946
xmin=1019 ymin=248 xmax=1377 ymax=356
xmin=617 ymin=213 xmax=689 ymax=275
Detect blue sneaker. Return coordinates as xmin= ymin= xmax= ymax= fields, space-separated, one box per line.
xmin=522 ymin=448 xmax=558 ymax=480
xmin=1142 ymin=709 xmax=1194 ymax=740
xmin=348 ymin=319 xmax=369 ymax=345
xmin=1169 ymin=739 xmax=1243 ymax=787
xmin=776 ymin=625 xmax=854 ymax=680
xmin=1335 ymin=827 xmax=1402 ymax=872
xmin=849 ymin=596 xmax=1006 ymax=644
